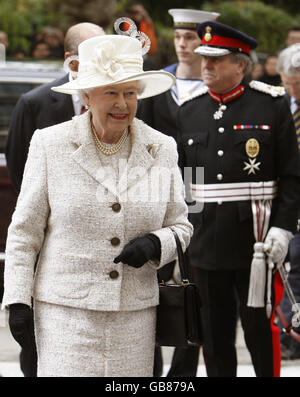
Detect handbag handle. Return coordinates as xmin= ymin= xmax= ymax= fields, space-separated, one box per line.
xmin=171 ymin=229 xmax=190 ymax=285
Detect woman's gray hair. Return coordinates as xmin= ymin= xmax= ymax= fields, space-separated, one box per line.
xmin=230 ymin=52 xmax=253 ymax=76
xmin=277 ymin=44 xmax=300 ymax=76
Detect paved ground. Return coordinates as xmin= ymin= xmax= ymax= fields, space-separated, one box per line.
xmin=0 ymin=311 xmax=299 ymax=377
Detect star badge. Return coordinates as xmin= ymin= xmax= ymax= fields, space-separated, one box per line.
xmin=243 ymin=158 xmax=261 ymax=175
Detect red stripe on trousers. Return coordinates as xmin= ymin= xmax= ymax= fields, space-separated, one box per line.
xmin=271 ymin=271 xmax=284 ymax=377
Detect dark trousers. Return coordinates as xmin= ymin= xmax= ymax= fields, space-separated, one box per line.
xmin=279 ymin=231 xmax=300 ymax=355
xmin=154 ymin=345 xmax=200 ymax=377
xmin=194 ymin=267 xmax=283 ymax=377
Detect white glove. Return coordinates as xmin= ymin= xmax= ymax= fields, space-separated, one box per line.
xmin=264 ymin=227 xmax=293 ymax=264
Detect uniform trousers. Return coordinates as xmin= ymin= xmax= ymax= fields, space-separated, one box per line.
xmin=194 ymin=267 xmax=283 ymax=377
xmin=34 ymin=300 xmax=156 ymax=377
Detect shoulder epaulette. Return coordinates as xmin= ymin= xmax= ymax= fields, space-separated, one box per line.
xmin=249 ymin=80 xmax=285 ymax=97
xmin=180 ymin=85 xmax=209 ymax=105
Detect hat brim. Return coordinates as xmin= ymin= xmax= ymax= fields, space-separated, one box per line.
xmin=194 ymin=45 xmax=231 ymax=57
xmin=51 ymin=71 xmax=175 ymax=100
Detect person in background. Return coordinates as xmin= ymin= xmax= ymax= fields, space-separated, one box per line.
xmin=32 ymin=42 xmax=50 ymax=59
xmin=2 ymin=33 xmax=192 ymax=377
xmin=178 ymin=20 xmax=300 ymax=377
xmin=277 ymin=43 xmax=300 ymax=360
xmin=137 ymin=8 xmax=219 ymax=377
xmin=0 ymin=31 xmax=8 ymax=49
xmin=258 ymin=54 xmax=281 ymax=86
xmin=250 ymin=62 xmax=264 ymax=81
xmin=6 ymin=22 xmax=105 ymax=193
xmin=126 ymin=3 xmax=157 ymax=57
xmin=286 ymin=27 xmax=300 ymax=48
xmin=125 ymin=3 xmax=158 ymax=70
xmin=4 ymin=22 xmax=105 ymax=377
xmin=34 ymin=26 xmax=64 ymax=59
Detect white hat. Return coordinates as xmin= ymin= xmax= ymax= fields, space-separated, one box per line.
xmin=168 ymin=9 xmax=220 ymax=29
xmin=52 ymin=35 xmax=175 ymax=99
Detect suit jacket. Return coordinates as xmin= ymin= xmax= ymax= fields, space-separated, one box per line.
xmin=178 ymin=81 xmax=300 ymax=271
xmin=5 ymin=74 xmax=74 ymax=191
xmin=136 ymin=63 xmax=179 ymax=142
xmin=2 ymin=112 xmax=193 ymax=311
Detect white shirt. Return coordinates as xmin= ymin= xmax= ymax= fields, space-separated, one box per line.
xmin=68 ymin=72 xmax=83 ymax=115
xmin=170 ymin=78 xmax=206 ymax=106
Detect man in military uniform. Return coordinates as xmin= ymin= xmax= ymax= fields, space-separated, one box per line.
xmin=137 ymin=8 xmax=219 ymax=377
xmin=177 ymin=21 xmax=300 ymax=377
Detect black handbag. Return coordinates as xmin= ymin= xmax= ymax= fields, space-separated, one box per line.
xmin=156 ymin=230 xmax=203 ymax=347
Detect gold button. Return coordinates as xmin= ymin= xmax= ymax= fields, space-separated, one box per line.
xmin=111 ymin=237 xmax=120 ymax=246
xmin=112 ymin=203 xmax=121 ymax=212
xmin=109 ymin=270 xmax=119 ymax=279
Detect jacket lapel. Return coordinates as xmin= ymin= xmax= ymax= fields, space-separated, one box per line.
xmin=69 ymin=115 xmax=158 ymax=199
xmin=118 ymin=119 xmax=156 ymax=196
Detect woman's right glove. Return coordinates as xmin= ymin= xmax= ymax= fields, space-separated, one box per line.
xmin=114 ymin=234 xmax=161 ymax=268
xmin=9 ymin=303 xmax=35 ymax=350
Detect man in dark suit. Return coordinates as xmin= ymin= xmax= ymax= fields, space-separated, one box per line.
xmin=178 ymin=21 xmax=300 ymax=377
xmin=6 ymin=22 xmax=105 ymax=193
xmin=5 ymin=22 xmax=105 ymax=376
xmin=277 ymin=43 xmax=300 ymax=360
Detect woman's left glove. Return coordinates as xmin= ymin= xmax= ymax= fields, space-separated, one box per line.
xmin=114 ymin=234 xmax=161 ymax=268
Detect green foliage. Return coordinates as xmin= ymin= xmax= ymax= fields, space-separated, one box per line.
xmin=0 ymin=0 xmax=57 ymax=55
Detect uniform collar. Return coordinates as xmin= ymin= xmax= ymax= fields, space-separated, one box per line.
xmin=208 ymin=84 xmax=245 ymax=104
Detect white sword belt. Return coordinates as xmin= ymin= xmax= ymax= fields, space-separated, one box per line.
xmin=190 ymin=181 xmax=277 ymax=203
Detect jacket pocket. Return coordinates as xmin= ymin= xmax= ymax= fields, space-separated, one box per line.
xmin=182 ymin=132 xmax=208 ymax=167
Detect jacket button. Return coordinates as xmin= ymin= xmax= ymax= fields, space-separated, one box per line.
xmin=109 ymin=270 xmax=119 ymax=279
xmin=218 ymin=127 xmax=225 ymax=133
xmin=188 ymin=139 xmax=194 ymax=145
xmin=112 ymin=203 xmax=121 ymax=212
xmin=111 ymin=237 xmax=120 ymax=246
xmin=217 ymin=174 xmax=223 ymax=181
xmin=217 ymin=150 xmax=224 ymax=157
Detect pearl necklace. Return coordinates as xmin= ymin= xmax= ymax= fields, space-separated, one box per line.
xmin=91 ymin=120 xmax=129 ymax=156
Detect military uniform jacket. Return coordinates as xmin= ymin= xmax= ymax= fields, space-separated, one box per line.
xmin=178 ymin=81 xmax=300 ymax=270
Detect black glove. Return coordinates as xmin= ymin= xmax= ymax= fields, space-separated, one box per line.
xmin=9 ymin=303 xmax=35 ymax=350
xmin=114 ymin=234 xmax=161 ymax=268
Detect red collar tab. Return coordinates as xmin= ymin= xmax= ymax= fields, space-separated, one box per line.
xmin=208 ymin=85 xmax=245 ymax=104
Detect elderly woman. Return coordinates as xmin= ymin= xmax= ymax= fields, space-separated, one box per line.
xmin=2 ymin=33 xmax=193 ymax=377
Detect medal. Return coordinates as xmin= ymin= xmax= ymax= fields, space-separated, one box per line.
xmin=214 ymin=104 xmax=227 ymax=120
xmin=243 ymin=158 xmax=261 ymax=175
xmin=245 ymin=138 xmax=260 ymax=158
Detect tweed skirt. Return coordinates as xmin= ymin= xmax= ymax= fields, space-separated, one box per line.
xmin=34 ymin=300 xmax=156 ymax=377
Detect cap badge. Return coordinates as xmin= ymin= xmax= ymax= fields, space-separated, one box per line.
xmin=245 ymin=138 xmax=260 ymax=158
xmin=204 ymin=26 xmax=212 ymax=42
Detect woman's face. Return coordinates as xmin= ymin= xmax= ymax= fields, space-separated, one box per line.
xmin=85 ymin=81 xmax=138 ymax=136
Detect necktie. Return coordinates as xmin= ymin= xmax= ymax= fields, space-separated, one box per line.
xmin=293 ymin=102 xmax=300 ymax=150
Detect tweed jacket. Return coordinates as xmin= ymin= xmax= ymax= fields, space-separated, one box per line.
xmin=2 ymin=111 xmax=193 ymax=311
